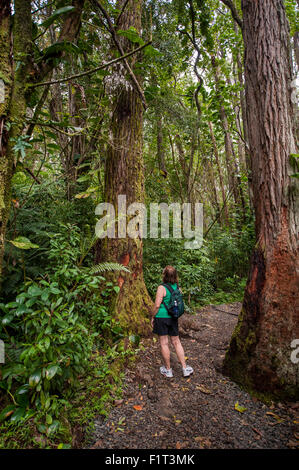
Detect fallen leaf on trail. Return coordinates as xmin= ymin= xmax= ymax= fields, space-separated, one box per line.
xmin=114 ymin=399 xmax=123 ymax=406
xmin=266 ymin=412 xmax=281 ymax=420
xmin=266 ymin=412 xmax=284 ymax=423
xmin=176 ymin=442 xmax=181 ymax=449
xmin=234 ymin=402 xmax=247 ymax=413
xmin=133 ymin=405 xmax=143 ymax=411
xmin=174 ymin=419 xmax=182 ymax=424
xmin=196 ymin=385 xmax=211 ymax=394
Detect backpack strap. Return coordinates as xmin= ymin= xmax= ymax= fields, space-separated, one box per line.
xmin=162 ymin=283 xmax=174 ymax=294
xmin=160 ymin=283 xmax=175 ymax=314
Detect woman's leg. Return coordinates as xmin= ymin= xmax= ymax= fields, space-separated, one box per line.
xmin=159 ymin=335 xmax=171 ymax=369
xmin=171 ymin=335 xmax=187 ymax=369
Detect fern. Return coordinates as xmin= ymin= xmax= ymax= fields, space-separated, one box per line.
xmin=90 ymin=262 xmax=130 ymax=275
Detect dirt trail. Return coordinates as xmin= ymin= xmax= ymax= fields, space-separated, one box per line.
xmin=88 ymin=303 xmax=299 ymax=449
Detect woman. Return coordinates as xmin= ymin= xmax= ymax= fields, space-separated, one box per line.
xmin=151 ymin=265 xmax=194 ymax=378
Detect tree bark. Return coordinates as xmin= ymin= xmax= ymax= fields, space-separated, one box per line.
xmin=0 ymin=0 xmax=12 ymax=284
xmin=223 ymin=0 xmax=299 ymax=400
xmin=95 ymin=0 xmax=153 ymax=336
xmin=0 ymin=0 xmax=85 ymax=287
xmin=208 ymin=121 xmax=229 ymax=225
xmin=0 ymin=0 xmax=31 ymax=285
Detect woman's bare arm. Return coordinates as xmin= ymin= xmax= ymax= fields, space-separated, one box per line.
xmin=151 ymin=285 xmax=166 ymax=324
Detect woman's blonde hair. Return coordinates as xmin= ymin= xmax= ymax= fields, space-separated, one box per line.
xmin=162 ymin=265 xmax=179 ymax=285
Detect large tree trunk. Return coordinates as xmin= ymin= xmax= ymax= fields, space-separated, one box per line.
xmin=0 ymin=0 xmax=84 ymax=287
xmin=223 ymin=0 xmax=299 ymax=400
xmin=0 ymin=0 xmax=12 ymax=283
xmin=0 ymin=0 xmax=31 ymax=285
xmin=96 ymin=0 xmax=153 ymax=335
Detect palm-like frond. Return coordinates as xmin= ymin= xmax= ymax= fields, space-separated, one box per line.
xmin=90 ymin=262 xmax=130 ymax=275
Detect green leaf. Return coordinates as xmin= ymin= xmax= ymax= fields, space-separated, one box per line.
xmin=15 ymin=305 xmax=31 ymax=316
xmin=234 ymin=401 xmax=247 ymax=413
xmin=42 ymin=41 xmax=80 ymax=59
xmin=46 ymin=414 xmax=53 ymax=425
xmin=57 ymin=443 xmax=71 ymax=449
xmin=41 ymin=290 xmax=50 ymax=302
xmin=0 ymin=405 xmax=16 ymax=422
xmin=74 ymin=192 xmax=92 ymax=199
xmin=10 ymin=407 xmax=26 ymax=423
xmin=50 ymin=284 xmax=61 ymax=294
xmin=11 ymin=136 xmax=32 ymax=158
xmin=29 ymin=369 xmax=42 ymax=387
xmin=117 ymin=27 xmax=145 ymax=45
xmin=45 ymin=365 xmax=59 ymax=380
xmin=9 ymin=236 xmax=39 ymax=250
xmin=2 ymin=313 xmax=13 ymax=325
xmin=129 ymin=334 xmax=140 ymax=346
xmin=143 ymin=45 xmax=161 ymax=58
xmin=41 ymin=6 xmax=76 ymax=29
xmin=38 ymin=423 xmax=47 ymax=434
xmin=47 ymin=420 xmax=60 ymax=435
xmin=28 ymin=285 xmax=42 ymax=296
xmin=44 ymin=337 xmax=51 ymax=350
xmin=90 ymin=262 xmax=130 ymax=275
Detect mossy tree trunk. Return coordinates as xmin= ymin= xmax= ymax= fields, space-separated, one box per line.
xmin=0 ymin=0 xmax=84 ymax=287
xmin=223 ymin=0 xmax=299 ymax=400
xmin=95 ymin=0 xmax=153 ymax=336
xmin=0 ymin=0 xmax=32 ymax=285
xmin=0 ymin=0 xmax=12 ymax=282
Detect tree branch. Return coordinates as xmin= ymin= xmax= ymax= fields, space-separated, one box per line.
xmin=220 ymin=0 xmax=243 ymax=29
xmin=29 ymin=41 xmax=152 ymax=88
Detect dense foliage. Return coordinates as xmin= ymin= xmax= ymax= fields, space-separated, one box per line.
xmin=0 ymin=0 xmax=297 ymax=448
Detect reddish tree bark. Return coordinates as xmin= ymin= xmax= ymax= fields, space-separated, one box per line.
xmin=223 ymin=0 xmax=299 ymax=399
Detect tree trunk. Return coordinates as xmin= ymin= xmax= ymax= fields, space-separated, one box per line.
xmin=156 ymin=114 xmax=166 ymax=174
xmin=223 ymin=0 xmax=299 ymax=400
xmin=208 ymin=121 xmax=229 ymax=225
xmin=0 ymin=0 xmax=84 ymax=287
xmin=96 ymin=0 xmax=153 ymax=336
xmin=0 ymin=0 xmax=31 ymax=285
xmin=0 ymin=0 xmax=12 ymax=285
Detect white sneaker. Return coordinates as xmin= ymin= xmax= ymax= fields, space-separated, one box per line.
xmin=182 ymin=365 xmax=193 ymax=377
xmin=160 ymin=366 xmax=173 ymax=378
